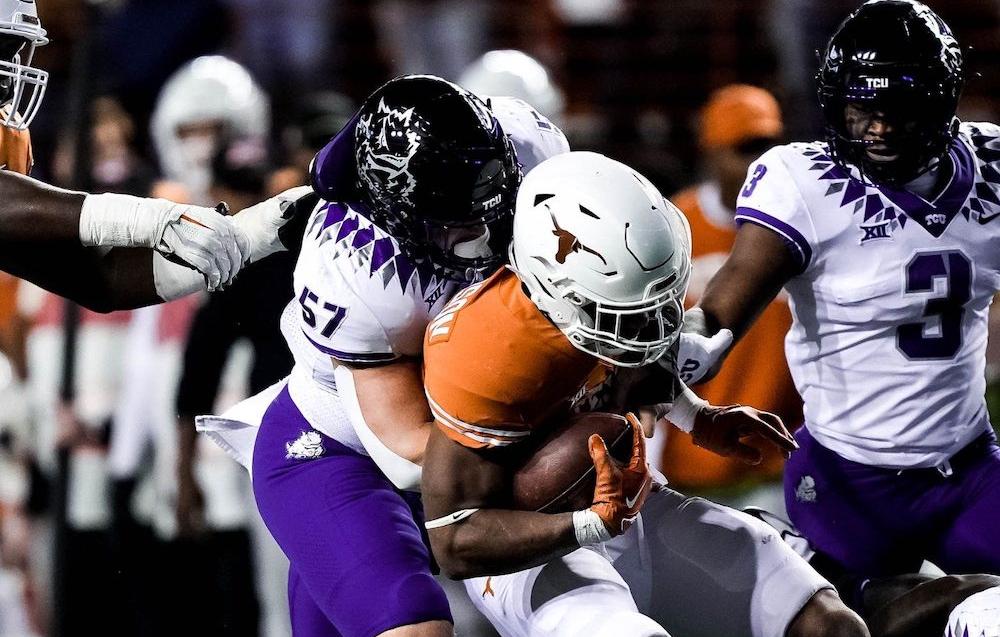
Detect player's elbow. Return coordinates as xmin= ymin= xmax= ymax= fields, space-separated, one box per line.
xmin=428 ymin=528 xmax=484 ymax=580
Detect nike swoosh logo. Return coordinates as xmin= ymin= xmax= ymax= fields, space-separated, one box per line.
xmin=625 ymin=476 xmax=651 ymax=509
xmin=451 ymin=512 xmax=465 ymax=520
xmin=978 ymin=210 xmax=1000 ymax=224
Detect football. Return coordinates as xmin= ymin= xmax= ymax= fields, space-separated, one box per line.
xmin=511 ymin=412 xmax=634 ymax=513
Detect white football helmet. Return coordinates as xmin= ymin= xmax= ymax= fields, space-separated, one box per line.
xmin=0 ymin=0 xmax=47 ymax=130
xmin=458 ymin=49 xmax=564 ymax=126
xmin=946 ymin=587 xmax=1000 ymax=637
xmin=151 ymin=56 xmax=270 ymax=195
xmin=509 ymin=151 xmax=691 ymax=367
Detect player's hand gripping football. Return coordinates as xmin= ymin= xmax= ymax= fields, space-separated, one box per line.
xmin=588 ymin=413 xmax=652 ymax=537
xmin=690 ymin=404 xmax=797 ymax=464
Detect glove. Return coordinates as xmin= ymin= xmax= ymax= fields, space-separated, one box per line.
xmin=156 ymin=203 xmax=250 ymax=291
xmin=80 ymin=193 xmax=250 ymax=291
xmin=676 ymin=328 xmax=733 ymax=385
xmin=230 ymin=186 xmax=319 ymax=263
xmin=690 ymin=404 xmax=797 ymax=464
xmin=587 ymin=413 xmax=652 ymax=537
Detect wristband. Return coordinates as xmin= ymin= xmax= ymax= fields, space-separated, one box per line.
xmin=663 ymin=384 xmax=708 ymax=433
xmin=152 ymin=252 xmax=206 ymax=300
xmin=573 ymin=509 xmax=612 ymax=546
xmin=80 ymin=193 xmax=167 ymax=248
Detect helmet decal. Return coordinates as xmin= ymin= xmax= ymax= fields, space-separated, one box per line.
xmin=357 ymin=99 xmax=424 ymax=208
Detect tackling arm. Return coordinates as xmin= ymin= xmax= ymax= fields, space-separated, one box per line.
xmin=0 ymin=173 xmax=311 ymax=312
xmin=678 ymin=223 xmax=799 ymax=385
xmin=698 ymin=222 xmax=798 ymax=337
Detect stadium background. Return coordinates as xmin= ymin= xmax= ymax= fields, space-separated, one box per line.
xmin=0 ymin=1 xmax=998 ymax=636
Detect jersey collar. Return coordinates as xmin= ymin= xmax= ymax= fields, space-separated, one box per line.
xmin=871 ymin=138 xmax=975 ymax=238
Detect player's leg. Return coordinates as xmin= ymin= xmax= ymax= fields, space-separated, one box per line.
xmin=464 ymin=548 xmax=670 ymax=637
xmin=863 ymin=574 xmax=1000 ymax=637
xmin=784 ymin=428 xmax=925 ymax=576
xmin=617 ymin=488 xmax=867 ymax=637
xmin=252 ymin=387 xmax=452 ymax=637
xmin=930 ymin=436 xmax=1000 ymax=574
xmin=288 ymin=567 xmax=343 ymax=637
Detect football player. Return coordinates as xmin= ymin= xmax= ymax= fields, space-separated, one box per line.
xmin=458 ymin=49 xmax=565 ymax=128
xmin=0 ymin=1 xmax=296 ymax=312
xmin=199 ymin=75 xmax=569 ymax=637
xmin=745 ymin=507 xmax=1000 ymax=636
xmin=677 ymin=0 xmax=1000 ymax=605
xmin=420 ymin=151 xmax=866 ymax=637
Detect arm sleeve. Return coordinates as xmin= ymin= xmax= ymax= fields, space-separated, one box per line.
xmin=733 ymin=147 xmax=817 ymax=274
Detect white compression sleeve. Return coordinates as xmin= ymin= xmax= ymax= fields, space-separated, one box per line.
xmin=662 ymin=383 xmax=708 ymax=433
xmin=79 ymin=193 xmax=171 ymax=248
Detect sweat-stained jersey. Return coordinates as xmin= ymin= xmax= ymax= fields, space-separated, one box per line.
xmin=424 ymin=268 xmax=667 ymax=449
xmin=281 ymin=98 xmax=570 ymax=449
xmin=735 ymin=122 xmax=1000 ymax=468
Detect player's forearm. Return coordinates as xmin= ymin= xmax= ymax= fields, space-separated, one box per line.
xmin=698 ymin=223 xmax=796 ymax=339
xmin=0 ymin=171 xmax=86 ymax=242
xmin=429 ymin=509 xmax=578 ymax=579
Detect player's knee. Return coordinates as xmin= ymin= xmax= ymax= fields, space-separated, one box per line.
xmin=788 ymin=589 xmax=870 ymax=637
xmin=590 ymin=611 xmax=670 ymax=637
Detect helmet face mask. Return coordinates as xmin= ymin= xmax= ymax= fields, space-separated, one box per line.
xmin=354 ymin=75 xmax=522 ymax=283
xmin=817 ymin=0 xmax=964 ymax=187
xmin=509 ymin=151 xmax=691 ymax=369
xmin=0 ymin=0 xmax=48 ymax=131
xmin=566 ymin=280 xmax=686 ymax=367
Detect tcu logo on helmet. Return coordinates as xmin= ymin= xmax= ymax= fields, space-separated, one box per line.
xmin=356 ymin=98 xmax=427 ymax=207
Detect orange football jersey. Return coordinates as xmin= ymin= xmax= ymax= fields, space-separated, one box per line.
xmin=662 ymin=184 xmax=801 ymax=489
xmin=0 ymin=122 xmax=32 ymax=175
xmin=424 ymin=268 xmax=612 ymax=449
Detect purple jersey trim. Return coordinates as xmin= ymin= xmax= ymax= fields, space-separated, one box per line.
xmin=301 ymin=329 xmax=398 ymax=363
xmin=734 ymin=206 xmax=812 ymax=273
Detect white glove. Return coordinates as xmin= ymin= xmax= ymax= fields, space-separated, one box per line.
xmin=230 ymin=186 xmax=314 ymax=264
xmin=675 ymin=309 xmax=734 ymax=385
xmin=80 ymin=193 xmax=250 ymax=291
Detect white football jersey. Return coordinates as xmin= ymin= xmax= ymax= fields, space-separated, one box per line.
xmin=735 ymin=122 xmax=1000 ymax=468
xmin=283 ymin=98 xmax=570 ymax=448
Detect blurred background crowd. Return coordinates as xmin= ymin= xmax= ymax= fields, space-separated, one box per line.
xmin=1 ymin=0 xmax=1000 ymax=636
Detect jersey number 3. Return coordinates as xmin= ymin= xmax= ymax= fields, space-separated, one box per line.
xmin=898 ymin=251 xmax=971 ymax=360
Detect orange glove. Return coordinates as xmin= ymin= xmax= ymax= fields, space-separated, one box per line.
xmin=587 ymin=412 xmax=652 ymax=537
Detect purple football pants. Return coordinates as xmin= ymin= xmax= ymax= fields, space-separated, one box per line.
xmin=252 ymin=387 xmax=451 ymax=637
xmin=785 ymin=426 xmax=1000 ymax=578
